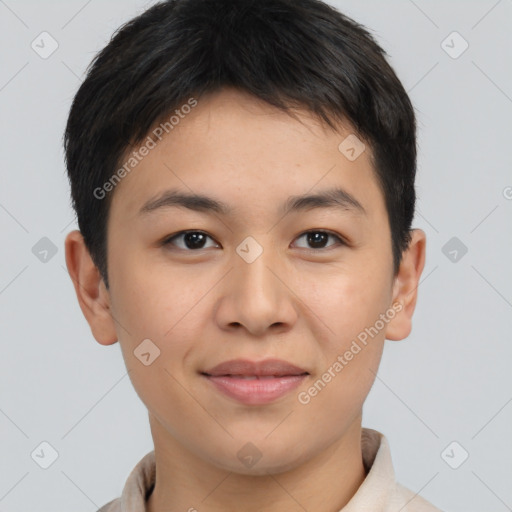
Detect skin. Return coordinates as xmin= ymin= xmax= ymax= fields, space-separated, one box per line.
xmin=65 ymin=87 xmax=426 ymax=512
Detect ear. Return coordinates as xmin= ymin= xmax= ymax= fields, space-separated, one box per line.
xmin=64 ymin=230 xmax=118 ymax=345
xmin=385 ymin=229 xmax=427 ymax=341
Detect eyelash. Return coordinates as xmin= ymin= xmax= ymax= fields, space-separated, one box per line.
xmin=162 ymin=229 xmax=347 ymax=252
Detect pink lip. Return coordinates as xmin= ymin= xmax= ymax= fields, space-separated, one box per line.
xmin=204 ymin=358 xmax=308 ymax=377
xmin=201 ymin=358 xmax=309 ymax=405
xmin=204 ymin=374 xmax=308 ymax=405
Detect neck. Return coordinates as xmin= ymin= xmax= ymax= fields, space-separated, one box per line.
xmin=146 ymin=414 xmax=367 ymax=512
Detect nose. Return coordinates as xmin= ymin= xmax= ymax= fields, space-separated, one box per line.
xmin=214 ymin=243 xmax=298 ymax=338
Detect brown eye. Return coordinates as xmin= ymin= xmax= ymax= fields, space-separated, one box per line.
xmin=162 ymin=229 xmax=345 ymax=252
xmin=163 ymin=231 xmax=219 ymax=250
xmin=293 ymin=230 xmax=345 ymax=250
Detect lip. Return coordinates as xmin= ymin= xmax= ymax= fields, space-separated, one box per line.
xmin=203 ymin=358 xmax=308 ymax=377
xmin=201 ymin=358 xmax=309 ymax=405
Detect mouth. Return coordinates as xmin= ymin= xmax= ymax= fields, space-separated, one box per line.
xmin=203 ymin=374 xmax=308 ymax=379
xmin=202 ymin=358 xmax=309 ymax=377
xmin=200 ymin=358 xmax=309 ymax=405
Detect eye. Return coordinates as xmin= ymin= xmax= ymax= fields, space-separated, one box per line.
xmin=292 ymin=230 xmax=346 ymax=250
xmin=163 ymin=231 xmax=219 ymax=251
xmin=162 ymin=229 xmax=346 ymax=252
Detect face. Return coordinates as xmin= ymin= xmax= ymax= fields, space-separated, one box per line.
xmin=67 ymin=87 xmax=424 ymax=475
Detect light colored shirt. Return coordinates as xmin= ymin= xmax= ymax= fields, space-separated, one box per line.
xmin=97 ymin=428 xmax=443 ymax=511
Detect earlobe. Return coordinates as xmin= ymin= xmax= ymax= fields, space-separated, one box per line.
xmin=385 ymin=229 xmax=427 ymax=341
xmin=64 ymin=230 xmax=118 ymax=345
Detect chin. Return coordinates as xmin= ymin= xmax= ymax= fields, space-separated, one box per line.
xmin=207 ymin=443 xmax=308 ymax=477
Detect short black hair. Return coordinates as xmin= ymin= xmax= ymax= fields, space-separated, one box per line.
xmin=64 ymin=0 xmax=417 ymax=290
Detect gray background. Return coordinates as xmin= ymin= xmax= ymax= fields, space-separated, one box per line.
xmin=1 ymin=0 xmax=511 ymax=510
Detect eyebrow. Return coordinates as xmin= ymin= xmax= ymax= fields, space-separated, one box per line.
xmin=139 ymin=186 xmax=366 ymax=217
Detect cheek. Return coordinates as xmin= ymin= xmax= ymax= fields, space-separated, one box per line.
xmin=298 ymin=270 xmax=391 ymax=415
xmin=109 ymin=248 xmax=185 ymax=335
xmin=109 ymin=253 xmax=206 ymax=378
xmin=304 ymin=337 xmax=384 ymax=432
xmin=300 ymin=261 xmax=391 ymax=344
xmin=298 ymin=270 xmax=388 ymax=414
xmin=110 ymin=268 xmax=197 ymax=415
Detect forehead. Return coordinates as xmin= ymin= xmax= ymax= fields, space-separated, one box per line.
xmin=109 ymin=88 xmax=386 ymax=225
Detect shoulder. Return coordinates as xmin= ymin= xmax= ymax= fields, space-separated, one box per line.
xmin=390 ymin=482 xmax=444 ymax=512
xmin=96 ymin=497 xmax=121 ymax=512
